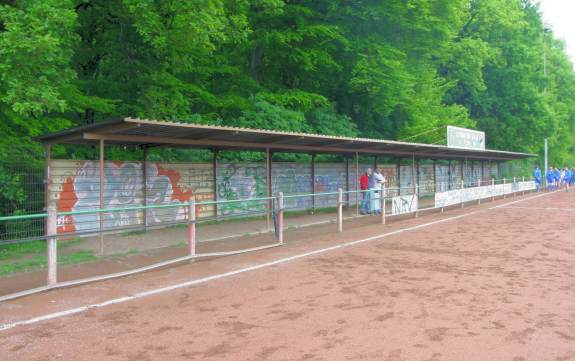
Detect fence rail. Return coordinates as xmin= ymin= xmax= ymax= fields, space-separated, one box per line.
xmin=0 ymin=175 xmax=538 ymax=302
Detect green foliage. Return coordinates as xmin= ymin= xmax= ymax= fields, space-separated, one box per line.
xmin=0 ymin=0 xmax=574 ymax=215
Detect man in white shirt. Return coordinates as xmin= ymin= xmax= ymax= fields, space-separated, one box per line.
xmin=370 ymin=168 xmax=385 ymax=214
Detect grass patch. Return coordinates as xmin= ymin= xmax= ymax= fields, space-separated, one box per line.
xmin=0 ymin=240 xmax=46 ymax=261
xmin=0 ymin=250 xmax=97 ymax=277
xmin=0 ymin=238 xmax=84 ymax=261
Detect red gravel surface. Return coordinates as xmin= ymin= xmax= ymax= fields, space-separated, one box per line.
xmin=1 ymin=191 xmax=575 ymax=361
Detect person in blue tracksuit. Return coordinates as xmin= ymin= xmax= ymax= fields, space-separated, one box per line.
xmin=534 ymin=166 xmax=542 ymax=191
xmin=546 ymin=167 xmax=555 ymax=191
xmin=564 ymin=168 xmax=572 ymax=192
xmin=554 ymin=167 xmax=561 ymax=190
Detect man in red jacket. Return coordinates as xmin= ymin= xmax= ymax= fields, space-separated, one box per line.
xmin=360 ymin=168 xmax=372 ymax=214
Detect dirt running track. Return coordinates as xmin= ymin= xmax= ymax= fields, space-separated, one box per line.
xmin=1 ymin=191 xmax=575 ymax=361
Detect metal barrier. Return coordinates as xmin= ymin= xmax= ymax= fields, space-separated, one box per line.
xmin=0 ymin=176 xmax=537 ymax=301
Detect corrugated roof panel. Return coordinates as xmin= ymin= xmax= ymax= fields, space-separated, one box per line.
xmin=35 ymin=117 xmax=535 ymax=161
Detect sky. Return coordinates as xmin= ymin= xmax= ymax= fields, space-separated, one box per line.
xmin=537 ymin=0 xmax=575 ymax=65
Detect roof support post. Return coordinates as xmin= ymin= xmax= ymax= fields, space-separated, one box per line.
xmin=448 ymin=160 xmax=452 ymax=190
xmin=397 ymin=158 xmax=401 ymax=196
xmin=355 ymin=152 xmax=359 ymax=216
xmin=345 ymin=157 xmax=350 ymax=207
xmin=412 ymin=154 xmax=416 ymax=194
xmin=266 ymin=148 xmax=272 ymax=231
xmin=213 ymin=149 xmax=219 ymax=219
xmin=44 ymin=143 xmax=52 ymax=226
xmin=433 ymin=159 xmax=437 ymax=193
xmin=415 ymin=156 xmax=419 ymax=195
xmin=460 ymin=159 xmax=464 ymax=188
xmin=142 ymin=147 xmax=148 ymax=229
xmin=311 ymin=154 xmax=316 ymax=214
xmin=44 ymin=143 xmax=56 ymax=285
xmin=99 ymin=139 xmax=105 ymax=256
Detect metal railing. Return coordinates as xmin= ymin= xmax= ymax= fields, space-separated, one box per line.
xmin=0 ymin=176 xmax=538 ymax=301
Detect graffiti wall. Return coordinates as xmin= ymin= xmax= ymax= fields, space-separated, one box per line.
xmin=50 ymin=160 xmax=378 ymax=233
xmin=418 ymin=164 xmax=435 ymax=195
xmin=49 ymin=160 xmax=214 ymax=234
xmin=49 ymin=159 xmax=497 ymax=233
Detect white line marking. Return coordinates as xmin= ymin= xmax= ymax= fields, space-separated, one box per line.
xmin=500 ymin=206 xmax=575 ymax=211
xmin=0 ymin=191 xmax=556 ymax=332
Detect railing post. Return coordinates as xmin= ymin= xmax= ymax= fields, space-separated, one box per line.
xmin=188 ymin=201 xmax=196 ymax=257
xmin=380 ymin=184 xmax=386 ymax=225
xmin=278 ymin=192 xmax=284 ymax=244
xmin=46 ymin=206 xmax=58 ymax=286
xmin=513 ymin=177 xmax=517 ymax=198
xmin=337 ymin=188 xmax=343 ymax=232
xmin=491 ymin=178 xmax=495 ymax=201
xmin=503 ymin=177 xmax=507 ymax=199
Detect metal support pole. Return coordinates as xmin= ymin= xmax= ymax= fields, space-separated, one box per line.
xmin=277 ymin=192 xmax=284 ymax=244
xmin=345 ymin=157 xmax=350 ymax=207
xmin=544 ymin=138 xmax=548 ymax=189
xmin=337 ymin=188 xmax=343 ymax=232
xmin=188 ymin=201 xmax=196 ymax=257
xmin=266 ymin=148 xmax=272 ymax=230
xmin=414 ymin=184 xmax=419 ymax=218
xmin=380 ymin=183 xmax=386 ymax=225
xmin=143 ymin=147 xmax=148 ymax=228
xmin=46 ymin=206 xmax=57 ymax=286
xmin=397 ymin=158 xmax=401 ymax=195
xmin=513 ymin=177 xmax=517 ymax=198
xmin=433 ymin=160 xmax=437 ymax=194
xmin=213 ymin=150 xmax=219 ymax=219
xmin=448 ymin=160 xmax=452 ymax=190
xmin=44 ymin=143 xmax=51 ymax=209
xmin=415 ymin=158 xmax=420 ymax=195
xmin=311 ymin=154 xmax=316 ymax=213
xmin=461 ymin=159 xmax=465 ymax=187
xmin=461 ymin=179 xmax=465 ymax=208
xmin=99 ymin=139 xmax=105 ymax=256
xmin=44 ymin=143 xmax=52 ymax=233
xmin=355 ymin=152 xmax=359 ymax=216
xmin=412 ymin=154 xmax=416 ymax=194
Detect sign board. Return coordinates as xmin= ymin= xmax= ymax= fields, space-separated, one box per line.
xmin=392 ymin=195 xmax=418 ymax=215
xmin=447 ymin=126 xmax=485 ymax=150
xmin=435 ymin=190 xmax=461 ymax=208
xmin=517 ymin=181 xmax=536 ymax=192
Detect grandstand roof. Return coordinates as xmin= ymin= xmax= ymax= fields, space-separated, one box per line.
xmin=36 ymin=118 xmax=534 ymax=161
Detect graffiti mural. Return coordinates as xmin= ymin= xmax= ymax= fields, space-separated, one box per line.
xmin=418 ymin=164 xmax=435 ymax=195
xmin=400 ymin=165 xmax=415 ymax=192
xmin=49 ymin=159 xmax=446 ymax=233
xmin=51 ymin=160 xmax=214 ymax=233
xmin=217 ymin=163 xmax=268 ymax=215
xmin=273 ymin=163 xmax=312 ymax=210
